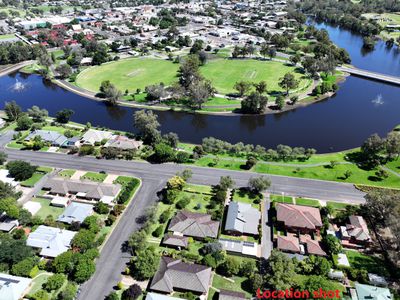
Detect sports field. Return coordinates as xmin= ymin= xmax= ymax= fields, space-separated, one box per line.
xmin=76 ymin=57 xmax=310 ymax=95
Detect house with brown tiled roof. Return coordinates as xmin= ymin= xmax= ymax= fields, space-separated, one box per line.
xmin=162 ymin=233 xmax=189 ymax=249
xmin=276 ymin=203 xmax=322 ymax=234
xmin=300 ymin=236 xmax=327 ymax=256
xmin=150 ymin=257 xmax=212 ymax=295
xmin=340 ymin=216 xmax=372 ymax=247
xmin=168 ymin=211 xmax=220 ymax=239
xmin=277 ymin=235 xmax=301 ymax=254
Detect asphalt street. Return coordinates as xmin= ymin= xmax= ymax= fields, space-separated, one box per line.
xmin=0 ymin=133 xmax=366 ymax=299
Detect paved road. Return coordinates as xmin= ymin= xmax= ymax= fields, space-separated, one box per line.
xmin=0 ymin=133 xmax=366 ymax=299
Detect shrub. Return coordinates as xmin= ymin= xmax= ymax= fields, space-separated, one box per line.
xmin=43 ymin=274 xmax=65 ymax=291
xmin=176 ymin=196 xmax=190 ymax=209
xmin=152 ymin=225 xmax=164 ymax=237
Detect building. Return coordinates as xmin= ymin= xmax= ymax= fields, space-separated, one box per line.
xmin=368 ymin=273 xmax=388 ymax=287
xmin=0 ymin=169 xmax=18 ymax=187
xmin=354 ymin=283 xmax=392 ymax=300
xmin=168 ymin=211 xmax=220 ymax=239
xmin=50 ymin=196 xmax=70 ymax=208
xmin=277 ymin=235 xmax=301 ymax=254
xmin=26 ymin=225 xmax=76 ymax=258
xmin=0 ymin=213 xmax=19 ymax=232
xmin=300 ymin=235 xmax=327 ymax=256
xmin=43 ymin=178 xmax=121 ymax=203
xmin=276 ymin=203 xmax=322 ymax=234
xmin=145 ymin=293 xmax=182 ymax=300
xmin=341 ymin=216 xmax=371 ymax=246
xmin=219 ymin=238 xmax=258 ymax=257
xmin=24 ymin=130 xmax=69 ymax=147
xmin=105 ymin=135 xmax=143 ymax=150
xmin=80 ymin=129 xmax=113 ymax=145
xmin=0 ymin=273 xmax=32 ymax=300
xmin=225 ymin=201 xmax=261 ymax=236
xmin=57 ymin=202 xmax=94 ymax=224
xmin=219 ymin=289 xmax=247 ymax=300
xmin=162 ymin=233 xmax=189 ymax=249
xmin=150 ymin=257 xmax=212 ymax=295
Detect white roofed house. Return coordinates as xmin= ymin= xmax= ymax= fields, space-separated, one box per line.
xmin=105 ymin=135 xmax=143 ymax=150
xmin=0 ymin=273 xmax=32 ymax=300
xmin=26 ymin=225 xmax=76 ymax=258
xmin=57 ymin=202 xmax=93 ymax=224
xmin=224 ymin=202 xmax=261 ymax=236
xmin=80 ymin=129 xmax=113 ymax=146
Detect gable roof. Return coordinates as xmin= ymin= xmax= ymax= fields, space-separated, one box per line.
xmin=355 ymin=283 xmax=392 ymax=300
xmin=25 ymin=130 xmax=68 ymax=146
xmin=168 ymin=211 xmax=220 ymax=239
xmin=0 ymin=273 xmax=32 ymax=300
xmin=303 ymin=238 xmax=327 ymax=256
xmin=277 ymin=235 xmax=300 ymax=253
xmin=150 ymin=257 xmax=212 ymax=294
xmin=57 ymin=202 xmax=93 ymax=224
xmin=347 ymin=216 xmax=371 ymax=242
xmin=106 ymin=135 xmax=143 ymax=150
xmin=81 ymin=129 xmax=113 ymax=145
xmin=225 ymin=201 xmax=260 ymax=235
xmin=162 ymin=234 xmax=189 ymax=248
xmin=43 ymin=178 xmax=121 ymax=200
xmin=219 ymin=289 xmax=247 ymax=300
xmin=276 ymin=203 xmax=322 ymax=230
xmin=26 ymin=225 xmax=76 ymax=257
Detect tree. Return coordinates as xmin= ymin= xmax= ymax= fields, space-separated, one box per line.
xmin=248 ymin=176 xmax=271 ymax=194
xmin=106 ymin=292 xmax=119 ymax=300
xmin=187 ymin=79 xmax=214 ymax=109
xmin=219 ymin=176 xmax=235 ymax=191
xmin=167 ymin=176 xmax=186 ymax=190
xmin=240 ymin=259 xmax=257 ymax=277
xmin=385 ymin=132 xmax=400 ymax=160
xmin=11 ymin=257 xmax=38 ymax=276
xmin=0 ymin=151 xmax=7 ymax=165
xmin=58 ymin=282 xmax=77 ymax=300
xmin=323 ymin=235 xmax=342 ymax=255
xmin=300 ymin=275 xmax=338 ymax=295
xmin=133 ymin=110 xmax=161 ymax=145
xmin=289 ymin=53 xmax=301 ymax=66
xmin=241 ymin=92 xmax=268 ymax=114
xmin=245 ymin=155 xmax=257 ymax=170
xmin=43 ymin=274 xmax=65 ymax=291
xmin=234 ymin=81 xmax=251 ymax=97
xmin=71 ymin=229 xmax=96 ymax=252
xmin=7 ymin=160 xmax=36 ymax=181
xmin=130 ymin=249 xmax=160 ymax=280
xmin=178 ymin=55 xmax=202 ymax=90
xmin=361 ymin=133 xmax=385 ymax=168
xmin=94 ymin=202 xmax=109 ymax=214
xmin=100 ymin=81 xmax=121 ymax=105
xmin=16 ymin=114 xmax=33 ymax=130
xmin=220 ymin=256 xmax=241 ymax=277
xmin=55 ymin=109 xmax=74 ymax=124
xmin=122 ymin=284 xmax=142 ymax=300
xmin=55 ymin=64 xmax=72 ymax=79
xmin=4 ymin=101 xmax=22 ymax=121
xmin=264 ymin=250 xmax=296 ymax=290
xmin=279 ymin=73 xmax=299 ymax=95
xmin=31 ymin=290 xmax=50 ymax=300
xmin=128 ymin=230 xmax=148 ymax=255
xmin=153 ymin=143 xmax=175 ymax=163
xmin=27 ymin=106 xmax=48 ymax=122
xmin=0 ymin=197 xmax=20 ymax=219
xmin=275 ymin=95 xmax=285 ymax=110
xmin=73 ymin=258 xmax=95 ymax=283
xmin=254 ymin=81 xmax=267 ymax=94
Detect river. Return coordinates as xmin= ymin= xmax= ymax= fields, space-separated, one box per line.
xmin=1 ymin=23 xmax=399 ymax=153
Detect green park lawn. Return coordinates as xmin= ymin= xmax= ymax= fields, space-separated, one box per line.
xmin=76 ymin=58 xmax=179 ymax=93
xmin=345 ymin=250 xmax=390 ymax=277
xmin=32 ymin=197 xmax=64 ymax=219
xmin=75 ymin=57 xmax=311 ymax=96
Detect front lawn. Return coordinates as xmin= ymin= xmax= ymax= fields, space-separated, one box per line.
xmin=81 ymin=172 xmax=107 ymax=182
xmin=232 ymin=188 xmax=262 ymax=208
xmin=327 ymin=201 xmax=357 ymax=211
xmin=295 ymin=198 xmax=321 ymax=207
xmin=21 ymin=173 xmax=45 ymax=187
xmin=59 ymin=169 xmax=76 ymax=178
xmin=208 ymin=274 xmax=252 ymax=300
xmin=31 ymin=197 xmax=64 ymax=219
xmin=345 ymin=250 xmax=390 ymax=277
xmin=270 ymin=194 xmax=294 ymax=204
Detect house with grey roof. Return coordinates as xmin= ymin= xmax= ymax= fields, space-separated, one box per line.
xmin=57 ymin=202 xmax=93 ymax=224
xmin=26 ymin=225 xmax=76 ymax=258
xmin=25 ymin=130 xmax=69 ymax=147
xmin=145 ymin=293 xmax=182 ymax=300
xmin=43 ymin=178 xmax=121 ymax=203
xmin=219 ymin=238 xmax=258 ymax=257
xmin=150 ymin=256 xmax=212 ymax=295
xmin=0 ymin=213 xmax=19 ymax=232
xmin=105 ymin=135 xmax=143 ymax=150
xmin=80 ymin=129 xmax=113 ymax=146
xmin=0 ymin=273 xmax=32 ymax=300
xmin=354 ymin=283 xmax=392 ymax=300
xmin=219 ymin=289 xmax=247 ymax=300
xmin=168 ymin=211 xmax=220 ymax=239
xmin=162 ymin=233 xmax=189 ymax=249
xmin=225 ymin=202 xmax=261 ymax=236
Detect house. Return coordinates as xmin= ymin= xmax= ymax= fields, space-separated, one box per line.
xmin=276 ymin=203 xmax=322 ymax=234
xmin=277 ymin=235 xmax=301 ymax=254
xmin=225 ymin=201 xmax=260 ymax=236
xmin=162 ymin=233 xmax=189 ymax=249
xmin=219 ymin=289 xmax=247 ymax=300
xmin=300 ymin=235 xmax=327 ymax=256
xmin=26 ymin=225 xmax=76 ymax=258
xmin=150 ymin=257 xmax=212 ymax=295
xmin=0 ymin=213 xmax=19 ymax=232
xmin=145 ymin=293 xmax=182 ymax=300
xmin=354 ymin=283 xmax=392 ymax=300
xmin=341 ymin=216 xmax=371 ymax=246
xmin=168 ymin=211 xmax=220 ymax=239
xmin=57 ymin=202 xmax=93 ymax=224
xmin=80 ymin=129 xmax=113 ymax=146
xmin=219 ymin=238 xmax=258 ymax=257
xmin=105 ymin=135 xmax=143 ymax=150
xmin=25 ymin=130 xmax=69 ymax=147
xmin=0 ymin=273 xmax=32 ymax=300
xmin=328 ymin=269 xmax=345 ymax=281
xmin=368 ymin=273 xmax=388 ymax=287
xmin=43 ymin=178 xmax=121 ymax=203
xmin=50 ymin=196 xmax=70 ymax=208
xmin=0 ymin=169 xmax=18 ymax=187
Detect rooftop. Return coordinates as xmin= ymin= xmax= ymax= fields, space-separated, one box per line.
xmin=276 ymin=203 xmax=322 ymax=230
xmin=225 ymin=201 xmax=261 ymax=235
